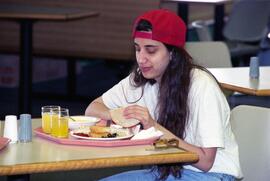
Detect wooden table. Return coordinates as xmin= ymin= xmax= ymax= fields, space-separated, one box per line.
xmin=162 ymin=0 xmax=232 ymax=40
xmin=208 ymin=66 xmax=270 ymax=96
xmin=0 ymin=119 xmax=198 ymax=181
xmin=0 ymin=3 xmax=98 ymax=114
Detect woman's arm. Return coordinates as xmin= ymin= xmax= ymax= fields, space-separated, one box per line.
xmin=123 ymin=104 xmax=217 ymax=170
xmin=178 ymin=139 xmax=217 ymax=172
xmin=85 ymin=97 xmax=111 ymax=120
xmin=86 ymin=100 xmax=216 ymax=170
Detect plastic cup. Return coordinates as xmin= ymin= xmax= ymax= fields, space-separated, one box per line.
xmin=249 ymin=56 xmax=260 ymax=79
xmin=51 ymin=108 xmax=69 ymax=138
xmin=3 ymin=115 xmax=18 ymax=143
xmin=19 ymin=114 xmax=32 ymax=142
xmin=41 ymin=106 xmax=60 ymax=134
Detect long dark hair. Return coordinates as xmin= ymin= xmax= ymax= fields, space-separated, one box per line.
xmin=130 ymin=19 xmax=195 ymax=180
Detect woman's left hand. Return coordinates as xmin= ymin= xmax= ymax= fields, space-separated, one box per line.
xmin=123 ymin=105 xmax=155 ymax=129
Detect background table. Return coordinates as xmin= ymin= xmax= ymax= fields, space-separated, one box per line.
xmin=208 ymin=66 xmax=270 ymax=96
xmin=0 ymin=3 xmax=98 ymax=114
xmin=0 ymin=119 xmax=198 ymax=181
xmin=162 ymin=0 xmax=232 ymax=40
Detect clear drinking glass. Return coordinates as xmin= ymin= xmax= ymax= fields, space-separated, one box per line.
xmin=41 ymin=105 xmax=60 ymax=134
xmin=51 ymin=108 xmax=69 ymax=138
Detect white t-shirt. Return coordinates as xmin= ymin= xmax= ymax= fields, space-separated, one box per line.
xmin=102 ymin=68 xmax=243 ymax=178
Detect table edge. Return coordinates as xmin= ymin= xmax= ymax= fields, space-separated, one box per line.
xmin=0 ymin=11 xmax=99 ymax=21
xmin=0 ymin=152 xmax=198 ymax=176
xmin=161 ymin=0 xmax=232 ymax=5
xmin=220 ymin=83 xmax=270 ymax=96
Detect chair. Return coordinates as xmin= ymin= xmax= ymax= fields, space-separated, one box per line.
xmin=185 ymin=41 xmax=233 ymax=97
xmin=191 ymin=20 xmax=213 ymax=42
xmin=192 ymin=0 xmax=270 ymax=65
xmin=230 ymin=105 xmax=270 ymax=181
xmin=185 ymin=41 xmax=232 ymax=68
xmin=258 ymin=20 xmax=270 ymax=66
xmin=223 ymin=0 xmax=270 ymax=43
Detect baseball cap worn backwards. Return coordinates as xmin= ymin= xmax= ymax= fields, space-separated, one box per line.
xmin=132 ymin=9 xmax=186 ymax=48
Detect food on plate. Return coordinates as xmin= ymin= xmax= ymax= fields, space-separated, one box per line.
xmin=110 ymin=107 xmax=140 ymax=127
xmin=90 ymin=132 xmax=117 ymax=138
xmin=89 ymin=132 xmax=111 ymax=138
xmin=89 ymin=125 xmax=112 ymax=138
xmin=68 ymin=116 xmax=99 ymax=130
xmin=72 ymin=127 xmax=90 ymax=137
xmin=90 ymin=125 xmax=110 ymax=134
xmin=73 ymin=132 xmax=89 ymax=137
xmin=72 ymin=125 xmax=132 ymax=139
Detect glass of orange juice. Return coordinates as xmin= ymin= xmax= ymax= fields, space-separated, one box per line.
xmin=41 ymin=106 xmax=60 ymax=134
xmin=51 ymin=108 xmax=69 ymax=138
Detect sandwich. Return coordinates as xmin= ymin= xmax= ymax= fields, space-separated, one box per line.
xmin=89 ymin=125 xmax=131 ymax=138
xmin=109 ymin=107 xmax=140 ymax=127
xmin=89 ymin=125 xmax=115 ymax=138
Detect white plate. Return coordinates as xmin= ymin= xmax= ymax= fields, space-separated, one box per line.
xmin=69 ymin=116 xmax=99 ymax=130
xmin=70 ymin=131 xmax=134 ymax=141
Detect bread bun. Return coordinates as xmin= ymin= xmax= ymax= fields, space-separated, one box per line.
xmin=110 ymin=107 xmax=140 ymax=127
xmin=90 ymin=125 xmax=110 ymax=134
xmin=89 ymin=132 xmax=109 ymax=138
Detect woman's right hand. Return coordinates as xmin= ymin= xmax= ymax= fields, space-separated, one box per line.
xmin=123 ymin=105 xmax=155 ymax=129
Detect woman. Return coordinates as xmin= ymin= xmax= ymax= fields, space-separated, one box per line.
xmin=85 ymin=9 xmax=242 ymax=181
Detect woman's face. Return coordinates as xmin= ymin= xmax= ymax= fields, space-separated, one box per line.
xmin=134 ymin=38 xmax=170 ymax=83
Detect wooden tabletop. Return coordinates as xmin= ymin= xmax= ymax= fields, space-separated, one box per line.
xmin=208 ymin=66 xmax=270 ymax=96
xmin=0 ymin=119 xmax=198 ymax=176
xmin=0 ymin=3 xmax=99 ymax=21
xmin=162 ymin=0 xmax=232 ymax=5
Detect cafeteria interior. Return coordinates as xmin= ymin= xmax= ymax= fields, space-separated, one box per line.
xmin=0 ymin=0 xmax=270 ymax=180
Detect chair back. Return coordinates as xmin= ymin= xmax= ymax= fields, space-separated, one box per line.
xmin=185 ymin=41 xmax=232 ymax=68
xmin=223 ymin=0 xmax=270 ymax=42
xmin=191 ymin=20 xmax=213 ymax=41
xmin=230 ymin=105 xmax=270 ymax=181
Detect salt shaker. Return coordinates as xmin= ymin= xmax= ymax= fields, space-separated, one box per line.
xmin=19 ymin=114 xmax=32 ymax=142
xmin=249 ymin=56 xmax=260 ymax=79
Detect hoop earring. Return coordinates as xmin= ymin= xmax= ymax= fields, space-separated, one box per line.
xmin=137 ymin=67 xmax=142 ymax=75
xmin=169 ymin=51 xmax=173 ymax=60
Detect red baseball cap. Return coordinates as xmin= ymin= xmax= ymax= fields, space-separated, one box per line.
xmin=132 ymin=9 xmax=186 ymax=48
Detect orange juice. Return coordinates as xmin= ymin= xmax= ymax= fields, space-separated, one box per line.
xmin=41 ymin=106 xmax=60 ymax=134
xmin=42 ymin=113 xmax=57 ymax=134
xmin=51 ymin=116 xmax=69 ymax=138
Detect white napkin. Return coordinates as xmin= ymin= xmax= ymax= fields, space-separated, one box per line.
xmin=131 ymin=127 xmax=163 ymax=140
